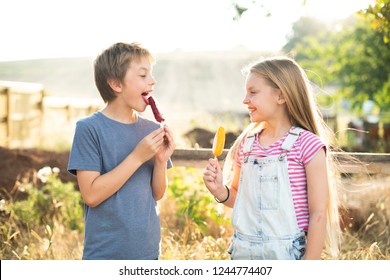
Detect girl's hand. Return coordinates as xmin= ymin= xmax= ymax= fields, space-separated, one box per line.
xmin=203 ymin=158 xmax=225 ymax=198
xmin=155 ymin=125 xmax=176 ymax=163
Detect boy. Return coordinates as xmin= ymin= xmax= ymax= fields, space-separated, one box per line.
xmin=68 ymin=42 xmax=175 ymax=260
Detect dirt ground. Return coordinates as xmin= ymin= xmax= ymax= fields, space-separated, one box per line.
xmin=0 ymin=147 xmax=75 ymax=199
xmin=0 ymin=127 xmax=237 ymax=200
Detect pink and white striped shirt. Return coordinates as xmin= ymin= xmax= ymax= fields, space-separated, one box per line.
xmin=236 ymin=127 xmax=326 ymax=230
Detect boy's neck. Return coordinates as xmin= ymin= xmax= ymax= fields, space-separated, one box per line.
xmin=100 ymin=104 xmax=138 ymax=124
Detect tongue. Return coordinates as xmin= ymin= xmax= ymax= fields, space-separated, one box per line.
xmin=142 ymin=93 xmax=150 ymax=104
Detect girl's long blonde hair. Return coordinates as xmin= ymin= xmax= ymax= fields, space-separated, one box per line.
xmin=223 ymin=56 xmax=341 ymax=257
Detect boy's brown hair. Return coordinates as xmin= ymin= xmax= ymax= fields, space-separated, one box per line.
xmin=94 ymin=42 xmax=155 ymax=102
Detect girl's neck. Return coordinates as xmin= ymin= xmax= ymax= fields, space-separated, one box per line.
xmin=261 ymin=121 xmax=292 ymax=137
xmin=259 ymin=122 xmax=292 ymax=147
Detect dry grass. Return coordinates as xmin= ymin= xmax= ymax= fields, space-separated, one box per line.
xmin=336 ymin=173 xmax=390 ymax=260
xmin=1 ymin=167 xmax=389 ymax=260
xmin=0 ymin=219 xmax=83 ymax=260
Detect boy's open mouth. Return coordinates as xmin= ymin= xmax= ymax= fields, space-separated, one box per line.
xmin=142 ymin=92 xmax=150 ymax=104
xmin=141 ymin=93 xmax=165 ymax=123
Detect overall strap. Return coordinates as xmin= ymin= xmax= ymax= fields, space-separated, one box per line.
xmin=281 ymin=127 xmax=305 ymax=151
xmin=242 ymin=134 xmax=256 ymax=154
xmin=243 ymin=126 xmax=264 ymax=154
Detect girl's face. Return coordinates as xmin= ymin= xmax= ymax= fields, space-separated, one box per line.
xmin=243 ymin=73 xmax=283 ymax=123
xmin=116 ymin=56 xmax=156 ymax=112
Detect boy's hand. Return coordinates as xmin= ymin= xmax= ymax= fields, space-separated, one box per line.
xmin=155 ymin=125 xmax=175 ymax=163
xmin=133 ymin=127 xmax=166 ymax=163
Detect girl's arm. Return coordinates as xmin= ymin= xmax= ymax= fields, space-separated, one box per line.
xmin=304 ymin=148 xmax=329 ymax=260
xmin=77 ymin=128 xmax=166 ymax=208
xmin=203 ymin=160 xmax=241 ymax=208
xmin=152 ymin=125 xmax=175 ymax=201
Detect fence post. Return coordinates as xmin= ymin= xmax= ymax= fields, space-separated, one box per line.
xmin=0 ymin=87 xmax=10 ymax=147
xmin=5 ymin=87 xmax=11 ymax=147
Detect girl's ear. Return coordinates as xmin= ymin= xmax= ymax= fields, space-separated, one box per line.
xmin=276 ymin=89 xmax=286 ymax=104
xmin=107 ymin=78 xmax=122 ymax=93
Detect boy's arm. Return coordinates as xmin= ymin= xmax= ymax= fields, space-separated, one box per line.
xmin=77 ymin=128 xmax=166 ymax=207
xmin=151 ymin=161 xmax=168 ymax=201
xmin=152 ymin=125 xmax=175 ymax=201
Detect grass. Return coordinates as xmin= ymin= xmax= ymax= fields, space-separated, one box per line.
xmin=160 ymin=167 xmax=233 ymax=260
xmin=0 ymin=167 xmax=389 ymax=260
xmin=336 ymin=173 xmax=390 ymax=260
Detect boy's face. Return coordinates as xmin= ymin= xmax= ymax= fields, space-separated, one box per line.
xmin=116 ymin=56 xmax=156 ymax=112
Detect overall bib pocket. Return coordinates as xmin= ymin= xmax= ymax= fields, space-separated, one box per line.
xmin=259 ymin=175 xmax=279 ymax=209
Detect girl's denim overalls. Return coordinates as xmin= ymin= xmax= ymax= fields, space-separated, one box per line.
xmin=228 ymin=128 xmax=307 ymax=260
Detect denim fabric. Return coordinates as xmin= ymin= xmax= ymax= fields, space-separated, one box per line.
xmin=228 ymin=130 xmax=307 ymax=260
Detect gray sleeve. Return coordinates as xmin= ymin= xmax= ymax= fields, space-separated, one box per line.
xmin=167 ymin=158 xmax=173 ymax=169
xmin=67 ymin=120 xmax=102 ymax=176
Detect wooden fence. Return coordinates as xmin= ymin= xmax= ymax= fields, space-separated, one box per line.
xmin=0 ymin=81 xmax=102 ymax=148
xmin=0 ymin=81 xmax=389 ymax=173
xmin=0 ymin=81 xmax=45 ymax=148
xmin=171 ymin=148 xmax=390 ymax=175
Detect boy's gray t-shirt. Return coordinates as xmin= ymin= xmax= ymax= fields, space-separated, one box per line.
xmin=68 ymin=112 xmax=172 ymax=260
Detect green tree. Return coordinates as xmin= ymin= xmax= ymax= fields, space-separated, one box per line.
xmin=360 ymin=0 xmax=390 ymax=43
xmin=336 ymin=19 xmax=390 ymax=113
xmin=286 ymin=6 xmax=390 ymax=114
xmin=283 ymin=17 xmax=328 ymax=54
xmin=233 ymin=0 xmax=390 ymax=113
xmin=231 ymin=0 xmax=272 ymax=20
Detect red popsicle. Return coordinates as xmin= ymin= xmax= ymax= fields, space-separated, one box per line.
xmin=143 ymin=95 xmax=165 ymax=123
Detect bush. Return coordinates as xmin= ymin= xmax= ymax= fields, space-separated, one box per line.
xmin=0 ymin=167 xmax=83 ymax=259
xmin=9 ymin=167 xmax=83 ymax=231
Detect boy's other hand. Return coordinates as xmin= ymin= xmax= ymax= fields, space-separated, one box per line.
xmin=155 ymin=125 xmax=176 ymax=163
xmin=133 ymin=127 xmax=166 ymax=163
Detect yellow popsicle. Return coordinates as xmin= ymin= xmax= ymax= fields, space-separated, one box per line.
xmin=212 ymin=126 xmax=225 ymax=157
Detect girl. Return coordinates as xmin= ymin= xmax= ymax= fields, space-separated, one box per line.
xmin=203 ymin=56 xmax=341 ymax=260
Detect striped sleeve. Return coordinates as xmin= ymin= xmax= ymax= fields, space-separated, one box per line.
xmin=235 ymin=139 xmax=245 ymax=167
xmin=298 ymin=131 xmax=326 ymax=166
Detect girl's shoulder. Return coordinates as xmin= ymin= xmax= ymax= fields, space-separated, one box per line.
xmin=295 ymin=128 xmax=326 ymax=165
xmin=297 ymin=129 xmax=325 ymax=146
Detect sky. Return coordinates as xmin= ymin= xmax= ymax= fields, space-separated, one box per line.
xmin=0 ymin=0 xmax=374 ymax=61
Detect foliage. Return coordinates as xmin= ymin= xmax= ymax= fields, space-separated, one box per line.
xmin=167 ymin=167 xmax=228 ymax=231
xmin=231 ymin=0 xmax=271 ymax=20
xmin=335 ymin=20 xmax=390 ymax=114
xmin=231 ymin=0 xmax=390 ymax=114
xmin=287 ymin=14 xmax=390 ymax=114
xmin=1 ymin=167 xmax=389 ymax=260
xmin=8 ymin=167 xmax=83 ymax=231
xmin=161 ymin=167 xmax=233 ymax=260
xmin=360 ymin=0 xmax=390 ymax=43
xmin=283 ymin=16 xmax=328 ymax=55
xmin=231 ymin=0 xmax=306 ymax=20
xmin=0 ymin=167 xmax=84 ymax=259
